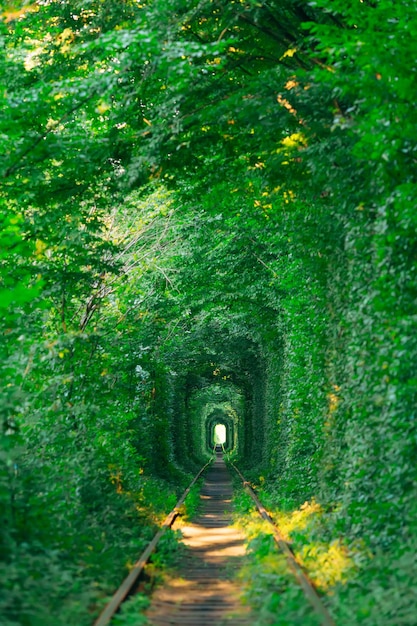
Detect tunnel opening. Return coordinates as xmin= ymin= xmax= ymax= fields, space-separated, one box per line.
xmin=214 ymin=423 xmax=226 ymax=445
xmin=206 ymin=410 xmax=235 ymax=452
xmin=175 ymin=380 xmax=243 ymax=463
xmin=165 ymin=330 xmax=267 ymax=472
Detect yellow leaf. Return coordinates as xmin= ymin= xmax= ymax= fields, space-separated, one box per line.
xmin=57 ymin=28 xmax=74 ymax=43
xmin=282 ymin=48 xmax=297 ymax=59
xmin=285 ymin=79 xmax=298 ymax=90
xmin=97 ymin=101 xmax=110 ymax=114
xmin=281 ymin=132 xmax=306 ymax=148
xmin=2 ymin=4 xmax=38 ymax=23
xmin=35 ymin=239 xmax=47 ymax=257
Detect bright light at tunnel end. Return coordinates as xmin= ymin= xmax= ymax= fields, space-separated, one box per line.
xmin=214 ymin=423 xmax=226 ymax=445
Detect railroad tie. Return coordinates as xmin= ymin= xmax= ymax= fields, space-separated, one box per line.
xmin=145 ymin=455 xmax=251 ymax=626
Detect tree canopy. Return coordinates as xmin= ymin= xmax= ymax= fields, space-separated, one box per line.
xmin=1 ymin=1 xmax=417 ymax=625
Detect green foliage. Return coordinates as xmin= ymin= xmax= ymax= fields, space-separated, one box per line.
xmin=181 ymin=479 xmax=204 ymax=521
xmin=149 ymin=529 xmax=182 ymax=570
xmin=110 ymin=594 xmax=150 ymax=626
xmin=2 ymin=0 xmax=417 ymax=623
xmin=239 ymin=532 xmax=323 ymax=626
xmin=234 ymin=485 xmax=417 ymax=626
xmin=333 ymin=536 xmax=417 ymax=626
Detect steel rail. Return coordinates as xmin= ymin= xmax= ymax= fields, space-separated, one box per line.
xmin=229 ymin=460 xmax=336 ymax=626
xmin=93 ymin=456 xmax=213 ymax=626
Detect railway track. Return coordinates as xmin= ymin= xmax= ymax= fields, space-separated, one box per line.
xmin=145 ymin=453 xmax=250 ymax=625
xmin=93 ymin=450 xmax=335 ymax=626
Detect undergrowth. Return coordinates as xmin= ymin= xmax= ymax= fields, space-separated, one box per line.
xmin=0 ymin=468 xmax=190 ymax=626
xmin=107 ymin=473 xmax=206 ymax=626
xmin=181 ymin=478 xmax=205 ymax=522
xmin=232 ymin=485 xmax=417 ymax=626
xmin=110 ymin=594 xmax=150 ymax=626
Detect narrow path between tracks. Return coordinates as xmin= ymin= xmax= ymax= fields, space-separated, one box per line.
xmin=145 ymin=453 xmax=251 ymax=625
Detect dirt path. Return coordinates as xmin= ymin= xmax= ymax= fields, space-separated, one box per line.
xmin=145 ymin=455 xmax=251 ymax=625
